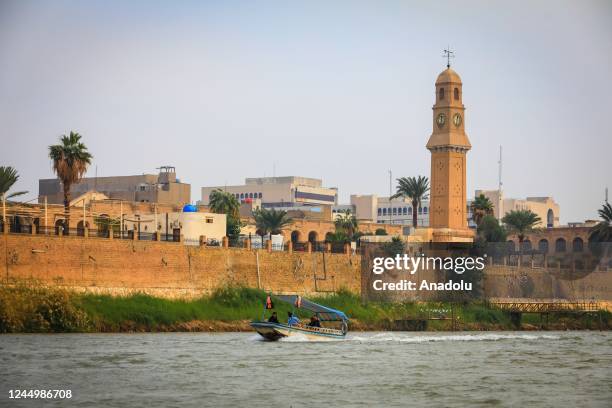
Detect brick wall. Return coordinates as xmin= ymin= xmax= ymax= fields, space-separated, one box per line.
xmin=0 ymin=234 xmax=361 ymax=298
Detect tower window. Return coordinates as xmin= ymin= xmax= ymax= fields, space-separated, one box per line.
xmin=439 ymin=87 xmax=445 ymax=100
xmin=454 ymin=88 xmax=459 ymax=100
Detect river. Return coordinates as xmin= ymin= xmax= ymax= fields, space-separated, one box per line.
xmin=1 ymin=331 xmax=610 ymax=407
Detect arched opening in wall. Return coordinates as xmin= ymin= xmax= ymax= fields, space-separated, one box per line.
xmin=555 ymin=238 xmax=567 ymax=253
xmin=538 ymin=239 xmax=549 ymax=254
xmin=96 ymin=214 xmax=111 ymax=237
xmin=521 ymin=240 xmax=532 ymax=252
xmin=33 ymin=218 xmax=40 ymax=234
xmin=454 ymin=87 xmax=459 ymax=100
xmin=54 ymin=219 xmax=65 ymax=235
xmin=439 ymin=87 xmax=445 ymax=100
xmin=572 ymin=237 xmax=584 ymax=252
xmin=547 ymin=209 xmax=554 ymax=228
xmin=76 ymin=220 xmax=89 ymax=236
xmin=325 ymin=232 xmax=334 ymax=242
xmin=291 ymin=230 xmax=301 ymax=243
xmin=308 ymin=231 xmax=318 ymax=244
xmin=507 ymin=240 xmax=516 ymax=253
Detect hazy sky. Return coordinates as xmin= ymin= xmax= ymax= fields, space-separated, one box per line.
xmin=1 ymin=0 xmax=611 ymax=223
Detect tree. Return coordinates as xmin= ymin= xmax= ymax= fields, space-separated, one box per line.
xmin=48 ymin=132 xmax=93 ymax=234
xmin=253 ymin=208 xmax=292 ymax=237
xmin=501 ymin=209 xmax=541 ymax=243
xmin=208 ymin=189 xmax=240 ymax=219
xmin=334 ymin=210 xmax=358 ymax=239
xmin=0 ymin=166 xmax=28 ymax=229
xmin=589 ymin=202 xmax=612 ymax=243
xmin=470 ymin=194 xmax=494 ymax=226
xmin=477 ymin=215 xmax=507 ymax=243
xmin=325 ymin=231 xmax=350 ymax=244
xmin=391 ymin=176 xmax=430 ymax=228
xmin=208 ymin=189 xmax=243 ymax=243
xmin=375 ymin=228 xmax=388 ymax=236
xmin=381 ymin=236 xmax=405 ymax=256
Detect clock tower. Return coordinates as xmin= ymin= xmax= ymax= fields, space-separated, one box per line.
xmin=426 ymin=66 xmax=472 ymax=234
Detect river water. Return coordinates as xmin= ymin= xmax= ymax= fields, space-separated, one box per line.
xmin=1 ymin=331 xmax=610 ymax=407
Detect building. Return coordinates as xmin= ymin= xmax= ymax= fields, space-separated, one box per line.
xmin=348 ymin=195 xmax=430 ymax=226
xmin=476 ymin=189 xmax=560 ymax=228
xmin=426 ymin=66 xmax=471 ymax=236
xmin=39 ymin=166 xmax=191 ymax=205
xmin=200 ymin=176 xmax=338 ymax=208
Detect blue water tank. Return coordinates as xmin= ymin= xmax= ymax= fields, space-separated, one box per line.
xmin=183 ymin=204 xmax=197 ymax=213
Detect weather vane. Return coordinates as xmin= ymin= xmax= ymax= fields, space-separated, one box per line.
xmin=443 ymin=47 xmax=455 ymax=68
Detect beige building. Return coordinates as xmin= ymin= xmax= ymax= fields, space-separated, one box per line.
xmin=349 ymin=195 xmax=431 ymax=226
xmin=39 ymin=166 xmax=190 ymax=205
xmin=476 ymin=189 xmax=560 ymax=228
xmin=200 ymin=176 xmax=337 ymax=207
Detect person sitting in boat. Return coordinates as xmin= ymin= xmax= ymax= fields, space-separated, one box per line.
xmin=287 ymin=312 xmax=300 ymax=326
xmin=308 ymin=315 xmax=321 ymax=328
xmin=268 ymin=312 xmax=279 ymax=323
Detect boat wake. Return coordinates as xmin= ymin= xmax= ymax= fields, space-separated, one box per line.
xmin=348 ymin=333 xmax=560 ymax=343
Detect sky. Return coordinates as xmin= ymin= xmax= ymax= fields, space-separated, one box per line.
xmin=0 ymin=0 xmax=611 ymax=223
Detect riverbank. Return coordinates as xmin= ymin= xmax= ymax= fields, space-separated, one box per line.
xmin=0 ymin=285 xmax=609 ymax=333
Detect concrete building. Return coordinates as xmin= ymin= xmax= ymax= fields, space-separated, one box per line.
xmin=476 ymin=189 xmax=560 ymax=228
xmin=349 ymin=195 xmax=430 ymax=226
xmin=200 ymin=176 xmax=337 ymax=207
xmin=39 ymin=166 xmax=190 ymax=205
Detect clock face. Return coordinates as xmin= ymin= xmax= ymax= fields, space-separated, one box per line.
xmin=453 ymin=113 xmax=462 ymax=127
xmin=436 ymin=113 xmax=446 ymax=128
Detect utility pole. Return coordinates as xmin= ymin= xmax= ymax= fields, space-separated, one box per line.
xmin=498 ymin=145 xmax=503 ymax=220
xmin=388 ymin=170 xmax=393 ymax=225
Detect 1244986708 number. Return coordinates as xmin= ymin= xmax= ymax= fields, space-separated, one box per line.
xmin=9 ymin=389 xmax=72 ymax=399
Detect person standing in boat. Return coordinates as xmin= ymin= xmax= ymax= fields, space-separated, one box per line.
xmin=287 ymin=312 xmax=300 ymax=326
xmin=268 ymin=312 xmax=279 ymax=323
xmin=308 ymin=315 xmax=321 ymax=328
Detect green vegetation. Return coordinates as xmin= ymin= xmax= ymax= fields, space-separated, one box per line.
xmin=334 ymin=210 xmax=358 ymax=239
xmin=48 ymin=131 xmax=93 ymax=232
xmin=208 ymin=189 xmax=244 ymax=244
xmin=0 ymin=166 xmax=28 ymax=201
xmin=252 ymin=208 xmax=292 ymax=237
xmin=1 ymin=285 xmax=608 ymax=333
xmin=470 ymin=194 xmax=494 ymax=226
xmin=589 ymin=202 xmax=612 ymax=243
xmin=391 ymin=175 xmax=430 ymax=228
xmin=501 ymin=209 xmax=541 ymax=242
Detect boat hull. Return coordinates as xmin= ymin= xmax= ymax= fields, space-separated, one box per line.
xmin=250 ymin=322 xmax=346 ymax=341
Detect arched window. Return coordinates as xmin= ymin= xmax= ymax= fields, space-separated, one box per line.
xmin=555 ymin=238 xmax=567 ymax=253
xmin=418 ymin=207 xmax=422 ymax=215
xmin=382 ymin=208 xmax=387 ymax=216
xmin=572 ymin=237 xmax=584 ymax=252
xmin=291 ymin=230 xmax=301 ymax=243
xmin=403 ymin=207 xmax=407 ymax=215
xmin=507 ymin=240 xmax=516 ymax=253
xmin=423 ymin=207 xmax=428 ymax=214
xmin=392 ymin=208 xmax=397 ymax=215
xmin=439 ymin=87 xmax=445 ymax=100
xmin=538 ymin=239 xmax=549 ymax=254
xmin=454 ymin=87 xmax=459 ymax=100
xmin=408 ymin=207 xmax=412 ymax=214
xmin=258 ymin=192 xmax=262 ymax=198
xmin=377 ymin=208 xmax=382 ymax=216
xmin=521 ymin=240 xmax=532 ymax=251
xmin=240 ymin=193 xmax=244 ymax=199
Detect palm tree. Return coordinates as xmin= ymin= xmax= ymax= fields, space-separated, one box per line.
xmin=48 ymin=132 xmax=93 ymax=234
xmin=391 ymin=176 xmax=430 ymax=228
xmin=208 ymin=189 xmax=242 ymax=242
xmin=0 ymin=166 xmax=28 ymax=229
xmin=334 ymin=210 xmax=358 ymax=239
xmin=501 ymin=209 xmax=541 ymax=243
xmin=208 ymin=189 xmax=240 ymax=218
xmin=589 ymin=202 xmax=612 ymax=243
xmin=253 ymin=208 xmax=292 ymax=237
xmin=470 ymin=194 xmax=494 ymax=226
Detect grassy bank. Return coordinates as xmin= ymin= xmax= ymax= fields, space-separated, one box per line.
xmin=0 ymin=284 xmax=609 ymax=333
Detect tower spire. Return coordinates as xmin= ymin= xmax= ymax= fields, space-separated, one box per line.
xmin=443 ymin=47 xmax=455 ymax=68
